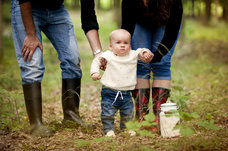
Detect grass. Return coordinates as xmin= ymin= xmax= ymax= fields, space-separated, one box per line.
xmin=182 ymin=18 xmax=228 ymax=41
xmin=0 ymin=11 xmax=228 ymax=150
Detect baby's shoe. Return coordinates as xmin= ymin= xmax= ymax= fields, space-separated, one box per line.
xmin=128 ymin=130 xmax=136 ymax=136
xmin=105 ymin=130 xmax=116 ymax=137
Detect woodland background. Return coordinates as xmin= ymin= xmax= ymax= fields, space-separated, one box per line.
xmin=0 ymin=0 xmax=228 ymax=151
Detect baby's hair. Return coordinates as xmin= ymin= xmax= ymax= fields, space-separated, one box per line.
xmin=109 ymin=29 xmax=131 ymax=43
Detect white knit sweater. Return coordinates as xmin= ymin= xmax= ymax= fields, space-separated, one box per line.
xmin=90 ymin=49 xmax=146 ymax=91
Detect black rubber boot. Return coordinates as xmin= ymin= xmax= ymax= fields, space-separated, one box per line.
xmin=62 ymin=78 xmax=95 ymax=129
xmin=132 ymin=88 xmax=150 ymax=121
xmin=23 ymin=82 xmax=53 ymax=137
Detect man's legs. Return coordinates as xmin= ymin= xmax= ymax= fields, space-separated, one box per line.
xmin=22 ymin=82 xmax=53 ymax=137
xmin=42 ymin=6 xmax=92 ymax=127
xmin=11 ymin=0 xmax=52 ymax=136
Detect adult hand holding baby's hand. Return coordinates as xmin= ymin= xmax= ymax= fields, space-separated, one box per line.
xmin=92 ymin=72 xmax=101 ymax=81
xmin=94 ymin=52 xmax=107 ymax=71
xmin=143 ymin=49 xmax=154 ymax=62
xmin=99 ymin=57 xmax=107 ymax=71
xmin=139 ymin=48 xmax=154 ymax=63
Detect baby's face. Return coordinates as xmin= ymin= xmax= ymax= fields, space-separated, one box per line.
xmin=109 ymin=31 xmax=131 ymax=56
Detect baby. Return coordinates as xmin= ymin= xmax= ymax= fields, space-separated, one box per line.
xmin=90 ymin=29 xmax=153 ymax=137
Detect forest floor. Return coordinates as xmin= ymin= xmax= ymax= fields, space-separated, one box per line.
xmin=0 ymin=11 xmax=228 ymax=151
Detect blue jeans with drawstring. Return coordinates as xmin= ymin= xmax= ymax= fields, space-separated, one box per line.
xmin=101 ymin=87 xmax=134 ymax=134
xmin=11 ymin=0 xmax=82 ymax=84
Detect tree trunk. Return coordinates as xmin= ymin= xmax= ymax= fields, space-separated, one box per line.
xmin=74 ymin=0 xmax=80 ymax=9
xmin=222 ymin=0 xmax=228 ymax=22
xmin=97 ymin=0 xmax=102 ymax=10
xmin=214 ymin=0 xmax=219 ymax=21
xmin=191 ymin=0 xmax=195 ymax=17
xmin=113 ymin=0 xmax=121 ymax=28
xmin=0 ymin=0 xmax=3 ymax=61
xmin=204 ymin=0 xmax=212 ymax=23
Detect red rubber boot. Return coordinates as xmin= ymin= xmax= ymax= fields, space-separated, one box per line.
xmin=132 ymin=88 xmax=150 ymax=122
xmin=150 ymin=87 xmax=170 ymax=132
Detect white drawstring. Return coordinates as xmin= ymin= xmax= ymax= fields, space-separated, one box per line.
xmin=112 ymin=91 xmax=123 ymax=105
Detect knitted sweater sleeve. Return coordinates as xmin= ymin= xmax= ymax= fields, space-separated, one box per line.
xmin=90 ymin=51 xmax=111 ymax=75
xmin=90 ymin=57 xmax=100 ymax=76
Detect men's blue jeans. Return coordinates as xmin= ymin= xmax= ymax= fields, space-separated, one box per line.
xmin=11 ymin=0 xmax=82 ymax=84
xmin=101 ymin=87 xmax=134 ymax=134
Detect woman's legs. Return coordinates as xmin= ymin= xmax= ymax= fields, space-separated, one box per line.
xmin=152 ymin=80 xmax=170 ymax=89
xmin=151 ymin=80 xmax=170 ymax=131
xmin=150 ymin=29 xmax=179 ymax=130
xmin=134 ymin=79 xmax=170 ymax=122
xmin=149 ymin=25 xmax=178 ymax=131
xmin=131 ymin=24 xmax=152 ymax=121
xmin=133 ymin=79 xmax=150 ymax=121
xmin=131 ymin=24 xmax=175 ymax=132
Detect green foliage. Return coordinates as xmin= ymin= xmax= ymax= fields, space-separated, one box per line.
xmin=144 ymin=111 xmax=156 ymax=122
xmin=75 ymin=139 xmax=92 ymax=148
xmin=183 ymin=19 xmax=228 ymax=41
xmin=170 ymin=90 xmax=190 ymax=111
xmin=179 ymin=111 xmax=200 ymax=121
xmin=177 ymin=125 xmax=195 ymax=137
xmin=139 ymin=145 xmax=156 ymax=151
xmin=173 ymin=112 xmax=197 ymax=137
xmin=197 ymin=120 xmax=221 ymax=130
xmin=3 ymin=2 xmax=11 ymax=23
xmin=99 ymin=0 xmax=113 ymax=10
xmin=125 ymin=112 xmax=156 ymax=137
xmin=0 ymin=9 xmax=227 ymax=150
xmin=126 ymin=106 xmax=220 ymax=137
xmin=0 ymin=37 xmax=21 ymax=89
xmin=93 ymin=136 xmax=113 ymax=143
xmin=63 ymin=0 xmax=76 ymax=8
xmin=137 ymin=129 xmax=154 ymax=137
xmin=177 ymin=111 xmax=221 ymax=137
xmin=0 ymin=87 xmax=25 ymax=132
xmin=125 ymin=121 xmax=141 ymax=130
xmin=75 ymin=137 xmax=113 ymax=148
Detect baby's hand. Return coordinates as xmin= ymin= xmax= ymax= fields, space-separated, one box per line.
xmin=139 ymin=48 xmax=154 ymax=62
xmin=91 ymin=72 xmax=101 ymax=81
